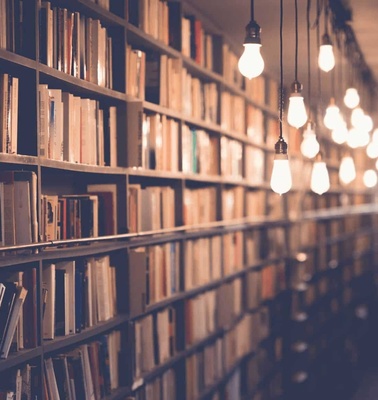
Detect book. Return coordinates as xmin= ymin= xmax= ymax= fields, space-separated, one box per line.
xmin=0 ymin=286 xmax=28 ymax=358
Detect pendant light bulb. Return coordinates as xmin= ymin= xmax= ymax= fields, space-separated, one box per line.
xmin=300 ymin=122 xmax=320 ymax=158
xmin=361 ymin=114 xmax=373 ymax=133
xmin=311 ymin=158 xmax=330 ymax=195
xmin=287 ymin=81 xmax=307 ymax=129
xmin=318 ymin=34 xmax=335 ymax=72
xmin=366 ymin=141 xmax=378 ymax=159
xmin=270 ymin=138 xmax=292 ymax=195
xmin=331 ymin=120 xmax=348 ymax=144
xmin=239 ymin=16 xmax=264 ymax=79
xmin=372 ymin=128 xmax=378 ymax=142
xmin=344 ymin=87 xmax=360 ymax=109
xmin=339 ymin=156 xmax=356 ymax=185
xmin=238 ymin=44 xmax=264 ymax=79
xmin=363 ymin=169 xmax=378 ymax=188
xmin=347 ymin=127 xmax=370 ymax=148
xmin=351 ymin=107 xmax=364 ymax=128
xmin=323 ymin=99 xmax=341 ymax=130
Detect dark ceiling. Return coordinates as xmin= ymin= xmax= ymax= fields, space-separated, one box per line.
xmin=186 ymin=0 xmax=378 ymax=121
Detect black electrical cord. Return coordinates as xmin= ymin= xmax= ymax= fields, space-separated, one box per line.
xmin=295 ymin=0 xmax=299 ymax=82
xmin=250 ymin=0 xmax=254 ymax=21
xmin=307 ymin=0 xmax=311 ymax=116
xmin=279 ymin=0 xmax=283 ymax=139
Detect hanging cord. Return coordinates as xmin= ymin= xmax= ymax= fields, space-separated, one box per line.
xmin=294 ymin=0 xmax=299 ymax=81
xmin=250 ymin=0 xmax=254 ymax=21
xmin=279 ymin=0 xmax=284 ymax=139
xmin=316 ymin=0 xmax=322 ymax=124
xmin=307 ymin=0 xmax=311 ymax=117
xmin=324 ymin=0 xmax=329 ymax=35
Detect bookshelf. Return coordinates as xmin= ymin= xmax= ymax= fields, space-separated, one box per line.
xmin=0 ymin=0 xmax=376 ymax=399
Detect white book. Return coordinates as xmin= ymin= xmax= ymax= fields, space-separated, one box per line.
xmin=13 ymin=180 xmax=32 ymax=245
xmin=80 ymin=344 xmax=95 ymax=400
xmin=55 ymin=260 xmax=76 ymax=334
xmin=44 ymin=358 xmax=60 ymax=400
xmin=48 ymin=89 xmax=63 ymax=161
xmin=38 ymin=84 xmax=49 ymax=158
xmin=42 ymin=264 xmax=56 ymax=340
xmin=10 ymin=76 xmax=18 ymax=154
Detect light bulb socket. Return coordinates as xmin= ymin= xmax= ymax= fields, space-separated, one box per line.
xmin=243 ymin=20 xmax=262 ymax=44
xmin=291 ymin=80 xmax=303 ymax=95
xmin=321 ymin=33 xmax=332 ymax=46
xmin=274 ymin=137 xmax=288 ymax=155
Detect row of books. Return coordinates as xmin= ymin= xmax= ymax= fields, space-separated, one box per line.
xmin=128 ymin=0 xmax=172 ymax=46
xmin=181 ymin=14 xmax=221 ymax=72
xmin=40 ymin=189 xmax=117 ymax=241
xmin=246 ymin=190 xmax=266 ymax=218
xmin=0 ymin=363 xmax=38 ymax=399
xmin=223 ymin=231 xmax=244 ymax=276
xmin=42 ymin=256 xmax=117 ymax=340
xmin=0 ymin=278 xmax=28 ymax=359
xmin=183 ymin=186 xmax=217 ymax=226
xmin=44 ymin=331 xmax=120 ymax=399
xmin=247 ymin=104 xmax=265 ymax=143
xmin=182 ymin=68 xmax=218 ymax=124
xmin=38 ymin=85 xmax=117 ymax=166
xmin=220 ymin=136 xmax=243 ymax=180
xmin=0 ymin=0 xmax=23 ymax=53
xmin=39 ymin=2 xmax=113 ymax=88
xmin=0 ymin=170 xmax=38 ymax=247
xmin=145 ymin=52 xmax=182 ymax=111
xmin=220 ymin=91 xmax=245 ymax=134
xmin=181 ymin=125 xmax=219 ymax=176
xmin=222 ymin=43 xmax=243 ymax=88
xmin=245 ymin=146 xmax=265 ymax=185
xmin=222 ymin=186 xmax=244 ymax=221
xmin=0 ymin=74 xmax=18 ymax=154
xmin=128 ymin=184 xmax=176 ymax=233
xmin=132 ymin=368 xmax=176 ymax=400
xmin=133 ymin=307 xmax=176 ymax=379
xmin=184 ymin=236 xmax=222 ymax=290
xmin=129 ymin=242 xmax=180 ymax=309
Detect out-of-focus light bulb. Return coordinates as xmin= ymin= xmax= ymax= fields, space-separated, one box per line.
xmin=360 ymin=114 xmax=373 ymax=132
xmin=372 ymin=128 xmax=378 ymax=142
xmin=347 ymin=128 xmax=370 ymax=148
xmin=344 ymin=87 xmax=360 ymax=109
xmin=324 ymin=99 xmax=341 ymax=130
xmin=331 ymin=121 xmax=348 ymax=144
xmin=366 ymin=141 xmax=378 ymax=158
xmin=351 ymin=107 xmax=364 ymax=128
xmin=375 ymin=159 xmax=378 ymax=170
xmin=311 ymin=161 xmax=330 ymax=195
xmin=300 ymin=122 xmax=320 ymax=158
xmin=318 ymin=34 xmax=335 ymax=72
xmin=238 ymin=43 xmax=264 ymax=79
xmin=270 ymin=138 xmax=292 ymax=195
xmin=287 ymin=81 xmax=307 ymax=129
xmin=339 ymin=156 xmax=356 ymax=185
xmin=363 ymin=169 xmax=378 ymax=188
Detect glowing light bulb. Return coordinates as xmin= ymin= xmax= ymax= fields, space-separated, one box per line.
xmin=344 ymin=88 xmax=360 ymax=109
xmin=347 ymin=128 xmax=369 ymax=148
xmin=375 ymin=159 xmax=378 ymax=170
xmin=331 ymin=121 xmax=348 ymax=144
xmin=311 ymin=161 xmax=330 ymax=195
xmin=300 ymin=122 xmax=320 ymax=158
xmin=373 ymin=128 xmax=378 ymax=142
xmin=270 ymin=137 xmax=292 ymax=194
xmin=238 ymin=43 xmax=264 ymax=79
xmin=270 ymin=157 xmax=292 ymax=194
xmin=323 ymin=100 xmax=341 ymax=130
xmin=366 ymin=141 xmax=378 ymax=158
xmin=360 ymin=114 xmax=373 ymax=132
xmin=363 ymin=169 xmax=377 ymax=188
xmin=351 ymin=107 xmax=364 ymax=128
xmin=339 ymin=156 xmax=356 ymax=185
xmin=287 ymin=81 xmax=307 ymax=129
xmin=318 ymin=34 xmax=335 ymax=72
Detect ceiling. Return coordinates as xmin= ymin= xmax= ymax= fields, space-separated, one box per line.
xmin=186 ymin=0 xmax=378 ymax=121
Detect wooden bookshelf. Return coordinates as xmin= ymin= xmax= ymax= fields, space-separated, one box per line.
xmin=0 ymin=0 xmax=376 ymax=399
